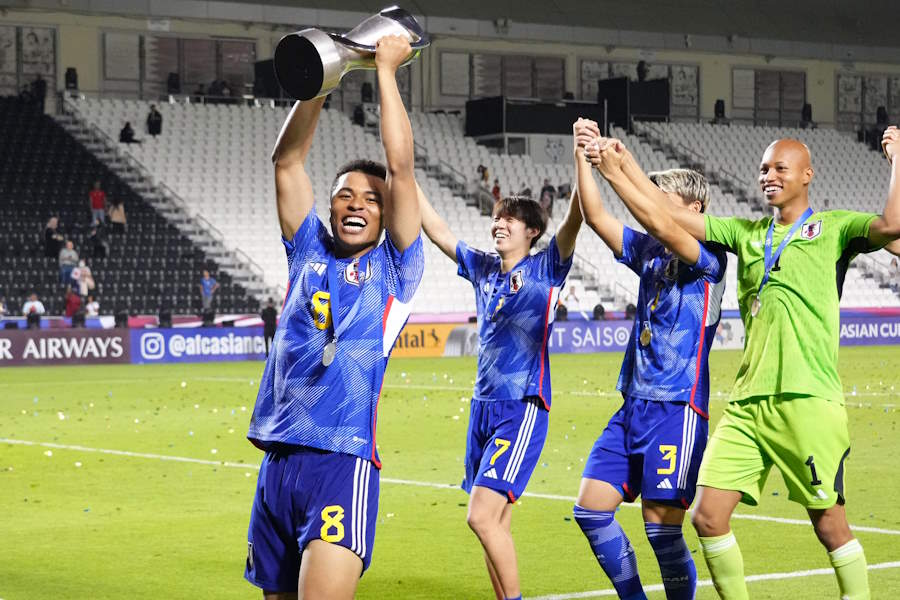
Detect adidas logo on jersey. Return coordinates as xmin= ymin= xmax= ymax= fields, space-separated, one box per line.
xmin=657 ymin=478 xmax=673 ymax=490
xmin=311 ymin=262 xmax=327 ymax=276
xmin=484 ymin=468 xmax=498 ymax=479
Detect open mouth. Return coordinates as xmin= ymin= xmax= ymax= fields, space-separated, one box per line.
xmin=341 ymin=216 xmax=367 ymax=233
xmin=493 ymin=231 xmax=508 ymax=242
xmin=762 ymin=184 xmax=782 ymax=197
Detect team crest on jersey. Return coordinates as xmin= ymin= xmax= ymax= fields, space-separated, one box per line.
xmin=801 ymin=220 xmax=822 ymax=240
xmin=510 ymin=270 xmax=525 ymax=293
xmin=344 ymin=258 xmax=372 ymax=286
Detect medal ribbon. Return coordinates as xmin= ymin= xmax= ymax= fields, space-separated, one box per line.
xmin=326 ymin=252 xmax=370 ymax=344
xmin=756 ymin=207 xmax=813 ymax=299
xmin=486 ymin=266 xmax=505 ymax=322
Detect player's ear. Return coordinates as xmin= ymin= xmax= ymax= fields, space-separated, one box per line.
xmin=803 ymin=165 xmax=814 ymax=184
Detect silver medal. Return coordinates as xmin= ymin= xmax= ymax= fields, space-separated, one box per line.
xmin=322 ymin=340 xmax=336 ymax=366
xmin=750 ymin=296 xmax=761 ymax=318
xmin=639 ymin=322 xmax=652 ymax=347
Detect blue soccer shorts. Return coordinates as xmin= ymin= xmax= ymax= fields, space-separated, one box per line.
xmin=583 ymin=396 xmax=707 ymax=508
xmin=245 ymin=445 xmax=379 ymax=592
xmin=463 ymin=396 xmax=549 ymax=502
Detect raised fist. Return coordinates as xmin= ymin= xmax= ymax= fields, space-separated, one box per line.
xmin=375 ymin=35 xmax=412 ymax=72
xmin=883 ymin=125 xmax=899 ymax=162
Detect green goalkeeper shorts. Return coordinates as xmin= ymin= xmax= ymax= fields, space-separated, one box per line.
xmin=697 ymin=394 xmax=850 ymax=509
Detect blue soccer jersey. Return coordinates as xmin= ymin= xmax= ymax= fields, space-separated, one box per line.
xmin=248 ymin=211 xmax=424 ymax=467
xmin=616 ymin=227 xmax=726 ymax=417
xmin=456 ymin=237 xmax=572 ymax=408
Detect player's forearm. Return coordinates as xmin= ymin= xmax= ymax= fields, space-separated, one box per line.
xmin=417 ymin=184 xmax=458 ymax=261
xmin=620 ymin=151 xmax=706 ymax=241
xmin=377 ymin=68 xmax=414 ymax=177
xmin=271 ymin=98 xmax=325 ymax=166
xmin=555 ymin=188 xmax=583 ymax=260
xmin=606 ymin=168 xmax=665 ymax=236
xmin=883 ymin=155 xmax=900 ymax=237
xmin=576 ymin=150 xmax=612 ymax=229
xmin=576 ymin=150 xmax=623 ymax=255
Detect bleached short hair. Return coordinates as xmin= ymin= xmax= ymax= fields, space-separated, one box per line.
xmin=648 ymin=168 xmax=710 ymax=213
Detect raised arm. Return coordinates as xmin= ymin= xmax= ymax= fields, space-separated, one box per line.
xmin=417 ymin=183 xmax=459 ymax=263
xmin=587 ymin=139 xmax=702 ymax=264
xmin=573 ymin=120 xmax=623 ymax=256
xmin=272 ymin=97 xmax=325 ymax=240
xmin=554 ymin=184 xmax=583 ymax=261
xmin=376 ymin=35 xmax=421 ymax=251
xmin=868 ymin=126 xmax=900 ymax=247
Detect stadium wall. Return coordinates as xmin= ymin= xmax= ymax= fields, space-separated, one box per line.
xmin=3 ymin=6 xmax=900 ymax=122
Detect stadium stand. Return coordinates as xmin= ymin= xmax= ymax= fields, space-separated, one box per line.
xmin=65 ymin=97 xmax=900 ymax=312
xmin=0 ymin=95 xmax=258 ymax=316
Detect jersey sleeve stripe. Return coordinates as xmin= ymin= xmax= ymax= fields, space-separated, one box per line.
xmin=370 ymin=379 xmax=384 ymax=469
xmin=688 ymin=282 xmax=711 ymax=419
xmin=382 ymin=294 xmax=414 ymax=357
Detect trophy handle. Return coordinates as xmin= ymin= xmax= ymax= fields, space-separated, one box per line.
xmin=327 ymin=32 xmax=431 ymax=54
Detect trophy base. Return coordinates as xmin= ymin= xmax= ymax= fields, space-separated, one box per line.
xmin=274 ymin=34 xmax=327 ymax=101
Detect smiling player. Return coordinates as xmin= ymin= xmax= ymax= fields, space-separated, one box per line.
xmin=574 ymin=120 xmax=726 ymax=600
xmin=243 ymin=36 xmax=424 ymax=599
xmin=416 ymin=169 xmax=582 ymax=599
xmin=586 ymin=126 xmax=900 ymax=600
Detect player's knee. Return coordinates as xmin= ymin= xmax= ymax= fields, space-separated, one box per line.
xmin=690 ymin=504 xmax=727 ymax=537
xmin=811 ymin=513 xmax=853 ymax=550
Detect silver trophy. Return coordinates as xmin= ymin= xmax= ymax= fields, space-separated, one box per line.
xmin=274 ymin=6 xmax=430 ymax=101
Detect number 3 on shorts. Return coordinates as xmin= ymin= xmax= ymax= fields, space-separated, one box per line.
xmin=320 ymin=505 xmax=345 ymax=543
xmin=657 ymin=444 xmax=677 ymax=475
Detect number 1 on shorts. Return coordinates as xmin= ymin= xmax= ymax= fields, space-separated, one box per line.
xmin=805 ymin=455 xmax=823 ymax=486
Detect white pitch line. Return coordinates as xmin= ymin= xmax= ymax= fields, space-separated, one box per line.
xmin=4 ymin=438 xmax=900 ymax=537
xmin=527 ymin=561 xmax=900 ymax=600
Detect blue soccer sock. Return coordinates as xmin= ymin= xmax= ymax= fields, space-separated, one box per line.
xmin=505 ymin=596 xmax=522 ymax=600
xmin=573 ymin=505 xmax=647 ymax=600
xmin=644 ymin=522 xmax=697 ymax=600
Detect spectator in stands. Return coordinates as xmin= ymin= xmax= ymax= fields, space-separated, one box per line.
xmin=89 ymin=180 xmax=106 ymax=226
xmin=471 ymin=165 xmax=494 ymax=210
xmin=22 ymin=293 xmax=45 ymax=329
xmin=193 ymin=83 xmax=206 ymax=98
xmin=518 ymin=181 xmax=532 ymax=197
xmin=73 ymin=260 xmax=95 ymax=297
xmin=565 ymin=283 xmax=580 ymax=306
xmin=108 ymin=197 xmax=127 ymax=233
xmin=119 ymin=121 xmax=140 ymax=144
xmin=199 ymin=270 xmax=219 ymax=312
xmin=146 ymin=104 xmax=163 ymax=137
xmin=64 ymin=286 xmax=82 ymax=318
xmin=44 ymin=216 xmax=64 ymax=258
xmin=85 ymin=295 xmax=100 ymax=317
xmin=890 ymin=257 xmax=900 ymax=289
xmin=58 ymin=239 xmax=79 ymax=284
xmin=260 ymin=297 xmax=278 ymax=357
xmin=31 ymin=73 xmax=47 ymax=113
xmin=89 ymin=226 xmax=108 ymax=258
xmin=540 ymin=178 xmax=556 ymax=213
xmin=491 ymin=179 xmax=501 ymax=201
xmin=592 ymin=303 xmax=606 ymax=320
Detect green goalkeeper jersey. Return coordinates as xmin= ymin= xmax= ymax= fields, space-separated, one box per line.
xmin=705 ymin=210 xmax=877 ymax=404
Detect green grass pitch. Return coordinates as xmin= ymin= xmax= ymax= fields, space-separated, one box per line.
xmin=2 ymin=347 xmax=899 ymax=599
